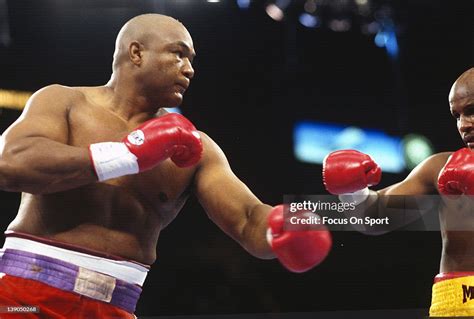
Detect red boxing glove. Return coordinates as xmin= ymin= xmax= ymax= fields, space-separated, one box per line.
xmin=267 ymin=205 xmax=332 ymax=273
xmin=438 ymin=148 xmax=474 ymax=195
xmin=123 ymin=113 xmax=202 ymax=170
xmin=90 ymin=113 xmax=203 ymax=181
xmin=323 ymin=150 xmax=381 ymax=195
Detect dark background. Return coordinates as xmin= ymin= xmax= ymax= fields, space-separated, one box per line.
xmin=0 ymin=0 xmax=473 ymax=317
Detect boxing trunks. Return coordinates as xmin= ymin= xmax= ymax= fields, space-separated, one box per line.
xmin=430 ymin=272 xmax=474 ymax=317
xmin=0 ymin=232 xmax=149 ymax=318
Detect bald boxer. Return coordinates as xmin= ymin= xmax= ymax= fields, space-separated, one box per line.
xmin=323 ymin=67 xmax=474 ymax=317
xmin=0 ymin=14 xmax=331 ymax=318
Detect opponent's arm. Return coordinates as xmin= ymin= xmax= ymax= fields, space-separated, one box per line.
xmin=379 ymin=152 xmax=450 ymax=196
xmin=322 ymin=150 xmax=449 ymax=233
xmin=0 ymin=85 xmax=96 ymax=194
xmin=194 ymin=133 xmax=331 ymax=272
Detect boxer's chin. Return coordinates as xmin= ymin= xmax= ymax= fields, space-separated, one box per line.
xmin=170 ymin=91 xmax=184 ymax=107
xmin=467 ymin=142 xmax=474 ymax=150
xmin=161 ymin=94 xmax=183 ymax=108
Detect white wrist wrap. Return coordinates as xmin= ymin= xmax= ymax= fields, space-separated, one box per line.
xmin=338 ymin=187 xmax=370 ymax=206
xmin=266 ymin=228 xmax=274 ymax=248
xmin=89 ymin=142 xmax=139 ymax=182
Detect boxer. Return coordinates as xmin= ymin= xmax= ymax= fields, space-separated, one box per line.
xmin=323 ymin=67 xmax=474 ymax=317
xmin=0 ymin=14 xmax=331 ymax=318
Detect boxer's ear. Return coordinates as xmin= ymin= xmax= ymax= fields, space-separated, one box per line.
xmin=129 ymin=41 xmax=144 ymax=66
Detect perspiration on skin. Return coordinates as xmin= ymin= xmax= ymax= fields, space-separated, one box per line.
xmin=0 ymin=13 xmax=275 ymax=265
xmin=323 ymin=67 xmax=474 ymax=271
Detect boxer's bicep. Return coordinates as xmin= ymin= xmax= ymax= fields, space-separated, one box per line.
xmin=0 ymin=85 xmax=94 ymax=193
xmin=194 ymin=133 xmax=262 ymax=241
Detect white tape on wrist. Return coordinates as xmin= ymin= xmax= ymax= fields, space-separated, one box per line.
xmin=338 ymin=187 xmax=370 ymax=206
xmin=89 ymin=142 xmax=139 ymax=181
xmin=266 ymin=228 xmax=274 ymax=248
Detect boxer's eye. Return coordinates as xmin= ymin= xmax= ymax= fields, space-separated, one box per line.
xmin=464 ymin=105 xmax=474 ymax=116
xmin=173 ymin=50 xmax=183 ymax=59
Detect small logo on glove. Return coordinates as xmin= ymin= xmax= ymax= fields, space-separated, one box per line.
xmin=127 ymin=130 xmax=145 ymax=146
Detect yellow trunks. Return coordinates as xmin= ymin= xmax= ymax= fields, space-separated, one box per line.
xmin=430 ymin=273 xmax=474 ymax=317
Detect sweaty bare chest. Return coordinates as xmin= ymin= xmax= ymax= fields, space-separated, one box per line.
xmin=66 ymin=101 xmax=196 ymax=220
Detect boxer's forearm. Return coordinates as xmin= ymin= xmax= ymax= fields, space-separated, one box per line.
xmin=240 ymin=203 xmax=276 ymax=260
xmin=346 ymin=189 xmax=433 ymax=235
xmin=0 ymin=137 xmax=97 ymax=194
xmin=344 ymin=190 xmax=387 ymax=235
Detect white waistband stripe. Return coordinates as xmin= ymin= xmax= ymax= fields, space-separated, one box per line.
xmin=2 ymin=237 xmax=148 ymax=286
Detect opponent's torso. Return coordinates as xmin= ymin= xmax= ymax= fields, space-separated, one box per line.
xmin=400 ymin=151 xmax=474 ymax=272
xmin=439 ymin=196 xmax=474 ymax=272
xmin=7 ymin=86 xmax=198 ymax=264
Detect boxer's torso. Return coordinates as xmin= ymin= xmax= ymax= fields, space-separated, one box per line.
xmin=439 ymin=196 xmax=474 ymax=272
xmin=391 ymin=151 xmax=474 ymax=272
xmin=7 ymin=86 xmax=198 ymax=264
xmin=413 ymin=153 xmax=474 ymax=272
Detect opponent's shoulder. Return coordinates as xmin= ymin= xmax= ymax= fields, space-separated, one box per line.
xmin=408 ymin=152 xmax=452 ymax=188
xmin=381 ymin=152 xmax=451 ymax=195
xmin=417 ymin=152 xmax=452 ymax=172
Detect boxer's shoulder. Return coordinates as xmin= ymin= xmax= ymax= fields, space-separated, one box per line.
xmin=196 ymin=131 xmax=225 ymax=166
xmin=25 ymin=84 xmax=88 ymax=116
xmin=413 ymin=152 xmax=452 ymax=172
xmin=192 ymin=131 xmax=233 ymax=190
xmin=408 ymin=152 xmax=453 ymax=190
xmin=37 ymin=85 xmax=118 ymax=111
xmin=424 ymin=152 xmax=453 ymax=170
xmin=33 ymin=84 xmax=85 ymax=101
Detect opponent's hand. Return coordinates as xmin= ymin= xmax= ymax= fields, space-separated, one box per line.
xmin=89 ymin=113 xmax=203 ymax=181
xmin=438 ymin=148 xmax=474 ymax=195
xmin=267 ymin=205 xmax=332 ymax=273
xmin=323 ymin=150 xmax=381 ymax=195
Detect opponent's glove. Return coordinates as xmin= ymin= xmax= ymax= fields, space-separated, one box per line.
xmin=89 ymin=113 xmax=203 ymax=181
xmin=438 ymin=148 xmax=474 ymax=195
xmin=267 ymin=205 xmax=332 ymax=273
xmin=323 ymin=150 xmax=381 ymax=204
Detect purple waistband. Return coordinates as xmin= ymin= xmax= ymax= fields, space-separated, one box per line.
xmin=0 ymin=249 xmax=142 ymax=313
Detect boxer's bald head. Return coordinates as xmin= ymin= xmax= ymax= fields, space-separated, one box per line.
xmin=449 ymin=68 xmax=474 ymax=148
xmin=109 ymin=13 xmax=195 ymax=107
xmin=449 ymin=68 xmax=474 ymax=104
xmin=112 ymin=14 xmax=192 ymax=71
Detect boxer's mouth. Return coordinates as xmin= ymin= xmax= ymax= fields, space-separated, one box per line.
xmin=463 ymin=134 xmax=474 ymax=143
xmin=463 ymin=134 xmax=474 ymax=148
